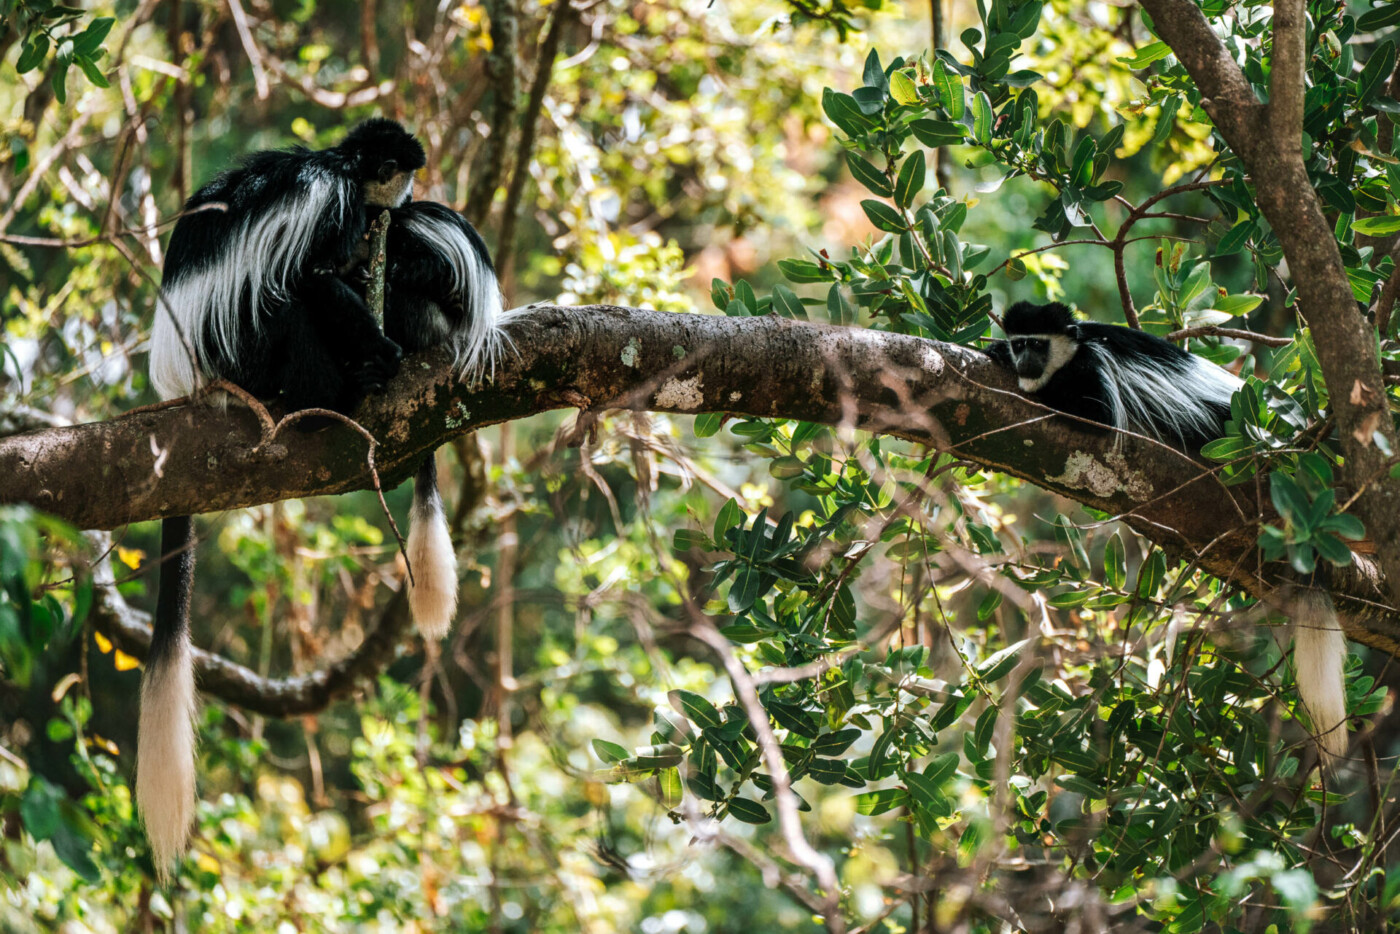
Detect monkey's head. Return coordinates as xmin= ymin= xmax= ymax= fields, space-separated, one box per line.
xmin=1001 ymin=301 xmax=1080 ymax=391
xmin=339 ymin=118 xmax=428 ymax=208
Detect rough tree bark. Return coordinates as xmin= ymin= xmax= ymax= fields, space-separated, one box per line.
xmin=4 ymin=304 xmax=1399 ymax=659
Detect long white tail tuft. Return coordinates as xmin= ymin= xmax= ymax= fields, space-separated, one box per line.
xmin=1292 ymin=590 xmax=1349 ymax=769
xmin=137 ymin=633 xmax=198 ymax=880
xmin=406 ymin=457 xmax=458 ymax=640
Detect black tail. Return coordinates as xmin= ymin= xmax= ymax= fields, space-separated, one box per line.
xmin=138 ymin=516 xmax=199 ymax=880
xmin=405 ymin=455 xmax=458 ymax=639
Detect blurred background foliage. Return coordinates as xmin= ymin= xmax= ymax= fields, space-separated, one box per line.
xmin=3 ymin=0 xmax=1400 ymax=931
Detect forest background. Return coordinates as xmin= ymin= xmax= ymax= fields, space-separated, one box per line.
xmin=4 ymin=0 xmax=1400 ymax=931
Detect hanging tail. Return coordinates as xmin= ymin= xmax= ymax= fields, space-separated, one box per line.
xmin=138 ymin=516 xmax=199 ymax=880
xmin=406 ymin=456 xmax=458 ymax=640
xmin=1291 ymin=589 xmax=1349 ymax=769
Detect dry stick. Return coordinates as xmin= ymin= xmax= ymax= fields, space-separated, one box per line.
xmin=1110 ymin=178 xmax=1231 ymax=328
xmin=268 ymin=406 xmax=412 ymax=585
xmin=0 ymin=201 xmax=227 ymax=248
xmin=496 ymin=2 xmax=574 ymax=278
xmin=365 ymin=209 xmax=391 ymax=329
xmin=227 ymin=0 xmax=270 ymax=99
xmin=687 ymin=610 xmax=846 ymax=934
xmin=1164 ymin=325 xmax=1293 ymax=347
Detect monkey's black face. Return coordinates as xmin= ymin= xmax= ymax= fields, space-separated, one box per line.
xmin=1008 ymin=337 xmax=1050 ymax=380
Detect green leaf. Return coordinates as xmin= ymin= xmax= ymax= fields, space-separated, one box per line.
xmin=727 ymin=797 xmax=772 ymax=824
xmin=895 ymin=150 xmax=926 ymax=209
xmin=933 ymin=59 xmax=963 ymax=119
xmin=52 ymin=61 xmax=69 ymax=104
xmin=710 ymin=278 xmax=731 ymax=311
xmin=971 ymin=91 xmax=993 ymax=143
xmin=592 ymin=738 xmax=629 ymax=764
xmin=862 ymin=48 xmax=886 ymax=91
xmin=1151 ymin=95 xmax=1181 ymax=147
xmin=811 ymin=728 xmax=861 ymax=757
xmin=1117 ymin=40 xmax=1172 ymax=69
xmin=1212 ymin=293 xmax=1263 ymax=317
xmin=977 ymin=638 xmax=1029 ymax=682
xmin=769 ymin=455 xmax=804 ymax=479
xmin=670 ymin=690 xmax=723 ymax=730
xmin=1270 ymin=472 xmax=1312 ymax=526
xmin=75 ymin=54 xmax=108 ymax=88
xmin=50 ymin=817 xmax=99 ymax=882
xmin=686 ymin=774 xmax=723 ymax=801
xmin=822 ymin=88 xmax=872 ymax=137
xmin=1199 ymin=433 xmax=1255 ymax=461
xmin=1322 ymin=512 xmax=1366 ymax=540
xmin=714 ymin=497 xmax=744 ymax=543
xmin=672 ymin=529 xmax=709 ymax=551
xmin=861 ymin=199 xmax=906 ymax=233
xmin=1104 ymin=532 xmax=1127 ymax=590
xmin=1351 ymin=215 xmax=1400 ymax=236
xmin=847 ymin=153 xmax=893 ymax=196
xmin=1135 ymin=549 xmax=1166 ymax=599
xmin=72 ymin=16 xmax=114 ymax=54
xmin=630 ymin=743 xmax=685 ymax=769
xmin=911 ymin=118 xmax=966 ymax=148
xmin=854 ymin=788 xmax=904 ymax=816
xmin=20 ymin=778 xmax=63 ymax=840
xmin=1359 ymin=3 xmax=1400 ymax=31
xmin=1359 ymin=40 xmax=1397 ymax=104
xmin=889 ymin=70 xmax=920 ymax=105
xmin=16 ymin=34 xmax=49 ymax=74
xmin=771 ymin=284 xmax=807 ymax=320
xmin=694 ymin=412 xmax=723 ymax=438
xmin=778 ymin=258 xmax=831 ymax=283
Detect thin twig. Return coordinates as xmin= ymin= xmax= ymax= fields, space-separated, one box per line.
xmin=227 ymin=0 xmax=270 ymax=100
xmin=0 ymin=201 xmax=226 ymax=248
xmin=687 ymin=609 xmax=846 ymax=933
xmin=267 ymin=407 xmax=413 ymax=585
xmin=1165 ymin=325 xmax=1292 ymax=347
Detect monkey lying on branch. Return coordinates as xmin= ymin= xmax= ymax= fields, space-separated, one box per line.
xmin=987 ymin=301 xmax=1349 ymax=771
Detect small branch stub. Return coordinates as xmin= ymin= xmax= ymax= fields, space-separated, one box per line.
xmin=366 ymin=209 xmax=391 ymax=329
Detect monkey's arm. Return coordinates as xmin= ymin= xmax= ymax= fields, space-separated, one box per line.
xmin=297 ymin=274 xmax=402 ymax=392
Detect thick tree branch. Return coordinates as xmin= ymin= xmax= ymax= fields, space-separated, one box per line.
xmin=1267 ymin=0 xmax=1306 ymax=146
xmin=6 ymin=305 xmax=1400 ymax=657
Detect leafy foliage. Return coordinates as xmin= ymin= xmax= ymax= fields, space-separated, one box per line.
xmin=4 ymin=0 xmax=1400 ymax=931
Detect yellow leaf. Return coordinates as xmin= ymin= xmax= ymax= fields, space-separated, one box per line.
xmin=113 ymin=650 xmax=140 ymax=672
xmin=116 ymin=546 xmax=145 ymax=569
xmin=93 ymin=631 xmax=113 ymax=653
xmin=89 ymin=735 xmax=120 ymax=756
xmin=195 ymin=852 xmax=220 ymax=874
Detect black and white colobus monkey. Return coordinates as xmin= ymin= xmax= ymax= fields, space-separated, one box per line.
xmin=369 ymin=199 xmax=514 ymax=641
xmin=989 ymin=301 xmax=1349 ymax=766
xmin=142 ymin=121 xmax=510 ymax=877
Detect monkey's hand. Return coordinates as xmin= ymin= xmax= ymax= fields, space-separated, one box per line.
xmin=357 ymin=335 xmax=404 ymax=394
xmin=984 ymin=340 xmax=1013 ymax=369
